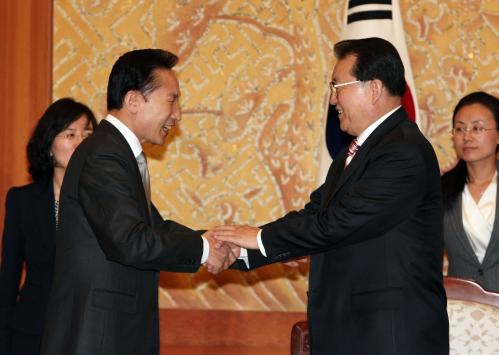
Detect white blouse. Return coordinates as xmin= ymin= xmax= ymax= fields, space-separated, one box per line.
xmin=462 ymin=172 xmax=497 ymax=263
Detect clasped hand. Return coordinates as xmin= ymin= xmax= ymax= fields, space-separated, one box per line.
xmin=210 ymin=224 xmax=307 ymax=269
xmin=202 ymin=224 xmax=260 ymax=274
xmin=203 ymin=231 xmax=240 ymax=274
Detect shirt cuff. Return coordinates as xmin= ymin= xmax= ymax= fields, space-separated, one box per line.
xmin=257 ymin=229 xmax=267 ymax=257
xmin=201 ymin=236 xmax=209 ymax=264
xmin=238 ymin=248 xmax=249 ymax=268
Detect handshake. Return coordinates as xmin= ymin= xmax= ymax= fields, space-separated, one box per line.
xmin=202 ymin=224 xmax=261 ymax=274
xmin=201 ymin=224 xmax=308 ymax=274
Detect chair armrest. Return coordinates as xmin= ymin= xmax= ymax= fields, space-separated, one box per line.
xmin=291 ymin=320 xmax=310 ymax=355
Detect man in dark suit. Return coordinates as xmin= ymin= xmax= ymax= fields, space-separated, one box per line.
xmin=215 ymin=37 xmax=449 ymax=354
xmin=41 ymin=49 xmax=235 ymax=355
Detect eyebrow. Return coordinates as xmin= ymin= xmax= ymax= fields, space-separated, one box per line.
xmin=454 ymin=119 xmax=487 ymax=125
xmin=64 ymin=127 xmax=93 ymax=131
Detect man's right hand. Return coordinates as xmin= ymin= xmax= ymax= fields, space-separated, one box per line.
xmin=203 ymin=233 xmax=239 ymax=274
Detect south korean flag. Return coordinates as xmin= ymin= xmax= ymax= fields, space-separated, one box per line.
xmin=318 ymin=0 xmax=419 ymax=183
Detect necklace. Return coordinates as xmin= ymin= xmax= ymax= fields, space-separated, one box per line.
xmin=54 ymin=199 xmax=59 ymax=230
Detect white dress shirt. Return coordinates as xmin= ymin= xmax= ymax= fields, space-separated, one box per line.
xmin=462 ymin=171 xmax=497 ymax=263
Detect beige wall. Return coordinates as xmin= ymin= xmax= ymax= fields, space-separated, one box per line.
xmin=53 ymin=0 xmax=499 ymax=311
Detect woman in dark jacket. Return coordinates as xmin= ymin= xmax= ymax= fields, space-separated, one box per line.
xmin=0 ymin=98 xmax=97 ymax=355
xmin=442 ymin=91 xmax=499 ymax=292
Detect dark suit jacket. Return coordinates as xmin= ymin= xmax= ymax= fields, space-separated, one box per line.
xmin=247 ymin=108 xmax=449 ymax=355
xmin=40 ymin=120 xmax=204 ymax=355
xmin=0 ymin=177 xmax=56 ymax=354
xmin=444 ymin=162 xmax=499 ymax=292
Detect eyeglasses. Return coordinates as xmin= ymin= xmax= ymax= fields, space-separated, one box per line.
xmin=452 ymin=126 xmax=498 ymax=136
xmin=56 ymin=130 xmax=93 ymax=141
xmin=329 ymin=80 xmax=361 ymax=97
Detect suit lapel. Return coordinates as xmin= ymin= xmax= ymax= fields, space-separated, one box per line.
xmin=323 ymin=108 xmax=406 ymax=206
xmin=481 ymin=162 xmax=499 ymax=266
xmin=33 ymin=178 xmax=57 ymax=255
xmin=321 ymin=147 xmax=348 ymax=206
xmin=98 ymin=120 xmax=152 ymax=224
xmin=449 ymin=195 xmax=481 ymax=264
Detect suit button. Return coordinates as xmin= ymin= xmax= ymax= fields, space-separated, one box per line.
xmin=477 ymin=268 xmax=484 ymax=275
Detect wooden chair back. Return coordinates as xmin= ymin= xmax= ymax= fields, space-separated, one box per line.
xmin=290 ymin=277 xmax=499 ymax=355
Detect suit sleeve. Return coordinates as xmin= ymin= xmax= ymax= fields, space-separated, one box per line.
xmin=150 ymin=204 xmax=201 ymax=237
xmin=78 ymin=149 xmax=203 ymax=272
xmin=241 ymin=183 xmax=327 ymax=270
xmin=0 ymin=189 xmax=24 ymax=353
xmin=260 ymin=142 xmax=428 ymax=262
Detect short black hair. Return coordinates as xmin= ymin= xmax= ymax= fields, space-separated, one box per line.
xmin=27 ymin=98 xmax=97 ymax=181
xmin=442 ymin=91 xmax=499 ymax=209
xmin=334 ymin=37 xmax=406 ymax=97
xmin=107 ymin=49 xmax=179 ymax=110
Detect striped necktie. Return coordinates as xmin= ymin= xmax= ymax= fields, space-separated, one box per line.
xmin=345 ymin=139 xmax=359 ymax=168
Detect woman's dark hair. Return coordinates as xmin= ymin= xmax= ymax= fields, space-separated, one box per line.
xmin=442 ymin=91 xmax=499 ymax=209
xmin=27 ymin=98 xmax=97 ymax=181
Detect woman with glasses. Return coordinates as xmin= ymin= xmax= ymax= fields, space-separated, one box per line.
xmin=442 ymin=91 xmax=499 ymax=292
xmin=0 ymin=98 xmax=97 ymax=355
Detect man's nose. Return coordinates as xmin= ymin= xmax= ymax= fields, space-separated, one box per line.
xmin=172 ymin=102 xmax=181 ymax=122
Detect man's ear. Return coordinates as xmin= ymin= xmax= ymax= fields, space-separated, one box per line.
xmin=369 ymin=79 xmax=384 ymax=105
xmin=123 ymin=90 xmax=141 ymax=114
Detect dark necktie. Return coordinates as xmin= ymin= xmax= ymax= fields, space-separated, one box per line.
xmin=136 ymin=152 xmax=151 ymax=209
xmin=345 ymin=139 xmax=360 ymax=168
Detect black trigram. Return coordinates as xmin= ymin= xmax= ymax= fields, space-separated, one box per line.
xmin=347 ymin=0 xmax=393 ymax=24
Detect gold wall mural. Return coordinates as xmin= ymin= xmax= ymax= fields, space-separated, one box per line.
xmin=54 ymin=0 xmax=499 ymax=311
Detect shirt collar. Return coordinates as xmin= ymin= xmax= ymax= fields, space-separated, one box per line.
xmin=104 ymin=114 xmax=143 ymax=158
xmin=356 ymin=106 xmax=401 ymax=146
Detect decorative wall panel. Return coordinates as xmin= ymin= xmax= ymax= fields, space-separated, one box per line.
xmin=54 ymin=0 xmax=499 ymax=311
